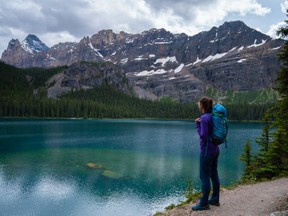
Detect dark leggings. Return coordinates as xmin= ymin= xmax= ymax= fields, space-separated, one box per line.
xmin=199 ymin=152 xmax=220 ymax=206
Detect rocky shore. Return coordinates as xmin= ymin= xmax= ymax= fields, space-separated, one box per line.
xmin=157 ymin=178 xmax=288 ymax=216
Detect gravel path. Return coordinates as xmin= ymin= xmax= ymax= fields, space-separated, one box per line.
xmin=160 ymin=178 xmax=288 ymax=216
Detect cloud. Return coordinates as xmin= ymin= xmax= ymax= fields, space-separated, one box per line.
xmin=0 ymin=0 xmax=271 ymax=54
xmin=267 ymin=21 xmax=286 ymax=38
xmin=281 ymin=0 xmax=288 ymax=13
xmin=144 ymin=0 xmax=271 ymax=27
xmin=266 ymin=0 xmax=288 ymax=39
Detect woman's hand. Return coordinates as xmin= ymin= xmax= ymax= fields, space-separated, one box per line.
xmin=195 ymin=118 xmax=201 ymax=123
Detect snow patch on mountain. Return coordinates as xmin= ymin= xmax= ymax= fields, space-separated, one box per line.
xmin=237 ymin=59 xmax=247 ymax=63
xmin=88 ymin=41 xmax=103 ymax=58
xmin=193 ymin=47 xmax=238 ymax=64
xmin=209 ymin=39 xmax=218 ymax=43
xmin=120 ymin=58 xmax=128 ymax=64
xmin=125 ymin=37 xmax=135 ymax=43
xmin=175 ymin=63 xmax=184 ymax=73
xmin=192 ymin=57 xmax=201 ymax=65
xmin=154 ymin=56 xmax=178 ymax=66
xmin=21 ymin=42 xmax=36 ymax=54
xmin=238 ymin=46 xmax=245 ymax=52
xmin=202 ymin=52 xmax=228 ymax=63
xmin=155 ymin=41 xmax=173 ymax=45
xmin=247 ymin=39 xmax=267 ymax=48
xmin=269 ymin=46 xmax=282 ymax=51
xmin=135 ymin=55 xmax=147 ymax=61
xmin=136 ymin=69 xmax=168 ymax=76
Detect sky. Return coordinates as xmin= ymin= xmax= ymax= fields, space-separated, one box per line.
xmin=0 ymin=0 xmax=287 ymax=54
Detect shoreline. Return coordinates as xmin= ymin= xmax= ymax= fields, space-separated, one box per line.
xmin=0 ymin=116 xmax=266 ymax=123
xmin=154 ymin=177 xmax=288 ymax=216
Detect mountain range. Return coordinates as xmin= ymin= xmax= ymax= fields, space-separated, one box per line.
xmin=1 ymin=21 xmax=284 ymax=103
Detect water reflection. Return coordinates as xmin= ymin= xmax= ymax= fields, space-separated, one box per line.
xmin=0 ymin=119 xmax=263 ymax=215
xmin=0 ymin=148 xmax=189 ymax=215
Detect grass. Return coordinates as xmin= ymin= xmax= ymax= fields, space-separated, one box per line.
xmin=153 ymin=180 xmax=201 ymax=216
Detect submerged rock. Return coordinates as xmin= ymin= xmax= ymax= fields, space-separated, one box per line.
xmin=102 ymin=170 xmax=122 ymax=179
xmin=86 ymin=162 xmax=104 ymax=169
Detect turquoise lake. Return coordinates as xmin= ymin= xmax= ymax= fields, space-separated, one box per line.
xmin=0 ymin=119 xmax=263 ymax=216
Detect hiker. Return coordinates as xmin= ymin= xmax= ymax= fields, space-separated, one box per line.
xmin=192 ymin=96 xmax=220 ymax=211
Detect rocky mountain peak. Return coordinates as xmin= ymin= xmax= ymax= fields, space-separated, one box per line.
xmin=185 ymin=20 xmax=273 ymax=63
xmin=1 ymin=20 xmax=285 ymax=103
xmin=7 ymin=39 xmax=21 ymax=50
xmin=22 ymin=34 xmax=49 ymax=53
xmin=140 ymin=28 xmax=175 ymax=40
xmin=216 ymin=20 xmax=270 ymax=46
xmin=24 ymin=34 xmax=42 ymax=43
xmin=79 ymin=36 xmax=90 ymax=44
xmin=221 ymin=20 xmax=247 ymax=29
xmin=90 ymin=29 xmax=120 ymax=46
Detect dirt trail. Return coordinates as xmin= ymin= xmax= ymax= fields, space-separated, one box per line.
xmin=160 ymin=178 xmax=288 ymax=216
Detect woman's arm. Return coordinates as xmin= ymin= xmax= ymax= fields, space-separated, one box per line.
xmin=198 ymin=115 xmax=209 ymax=141
xmin=195 ymin=118 xmax=201 ymax=135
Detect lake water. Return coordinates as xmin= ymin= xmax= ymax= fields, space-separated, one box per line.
xmin=0 ymin=119 xmax=263 ymax=216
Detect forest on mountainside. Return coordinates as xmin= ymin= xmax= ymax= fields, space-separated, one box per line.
xmin=0 ymin=61 xmax=275 ymax=120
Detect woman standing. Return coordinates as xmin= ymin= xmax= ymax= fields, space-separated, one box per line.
xmin=192 ymin=96 xmax=220 ymax=211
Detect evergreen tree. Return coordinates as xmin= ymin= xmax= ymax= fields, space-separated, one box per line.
xmin=272 ymin=11 xmax=288 ymax=176
xmin=240 ymin=139 xmax=252 ymax=180
xmin=246 ymin=11 xmax=288 ymax=180
xmin=252 ymin=111 xmax=275 ymax=179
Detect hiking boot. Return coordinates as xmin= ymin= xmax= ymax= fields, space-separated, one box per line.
xmin=208 ymin=199 xmax=220 ymax=206
xmin=191 ymin=204 xmax=210 ymax=211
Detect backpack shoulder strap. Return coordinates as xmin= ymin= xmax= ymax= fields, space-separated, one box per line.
xmin=224 ymin=120 xmax=228 ymax=148
xmin=205 ymin=113 xmax=213 ymax=156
